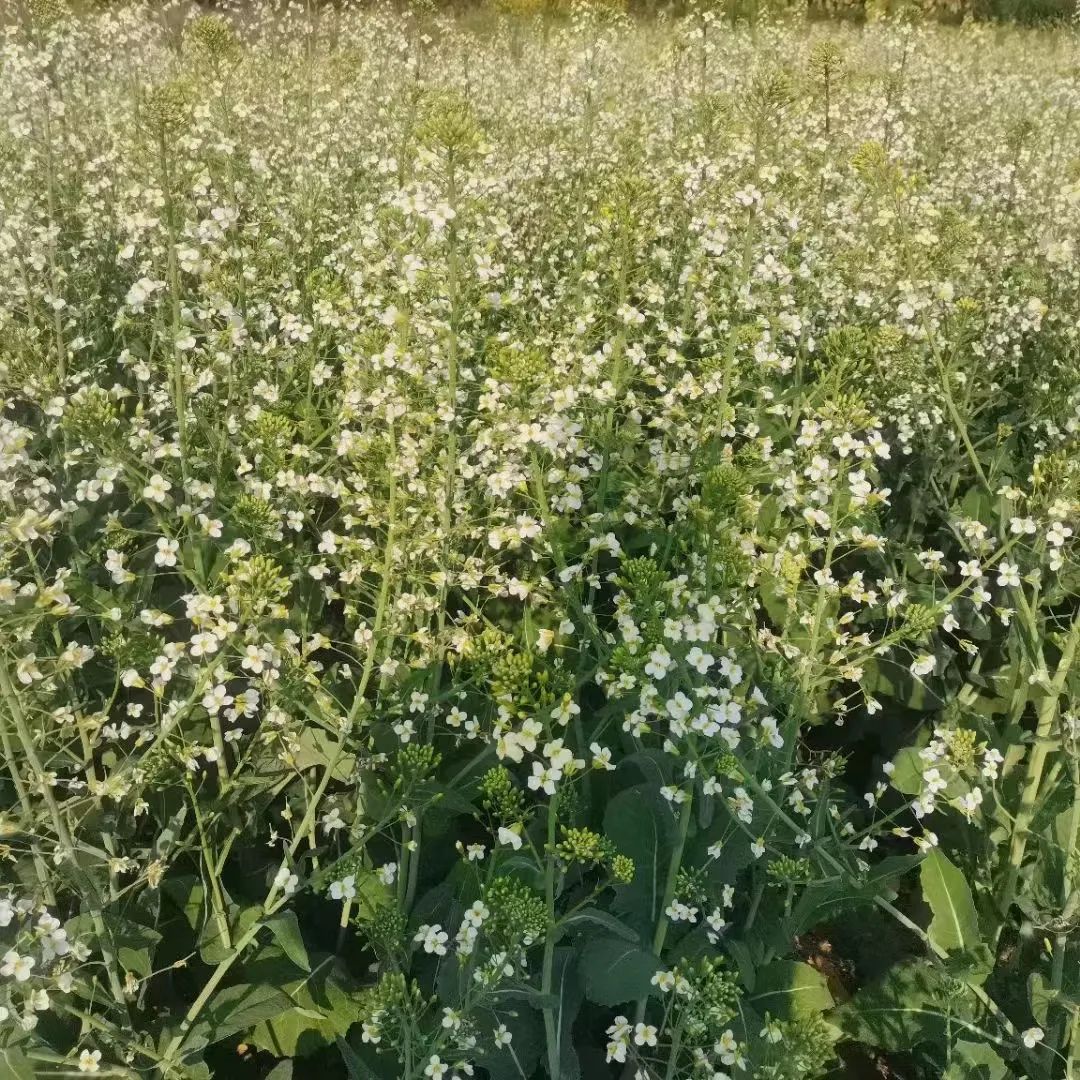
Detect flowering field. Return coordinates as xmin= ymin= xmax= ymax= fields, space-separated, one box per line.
xmin=1 ymin=0 xmax=1080 ymax=1076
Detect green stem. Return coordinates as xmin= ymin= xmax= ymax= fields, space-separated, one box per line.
xmin=998 ymin=614 xmax=1080 ymax=929
xmin=159 ymin=892 xmax=288 ymax=1068
xmin=1051 ymin=752 xmax=1080 ymax=1054
xmin=158 ymin=129 xmax=188 ymax=485
xmin=541 ymin=794 xmax=560 ymax=1080
xmin=405 ymin=823 xmax=421 ymax=912
xmin=429 ymin=147 xmax=461 ymax=736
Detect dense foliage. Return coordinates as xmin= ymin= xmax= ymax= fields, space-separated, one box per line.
xmin=1 ymin=1 xmax=1079 ymax=1076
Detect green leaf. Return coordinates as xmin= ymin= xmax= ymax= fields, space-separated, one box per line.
xmin=1029 ymin=972 xmax=1055 ymax=1027
xmin=837 ymin=960 xmax=961 ymax=1052
xmin=337 ymin=1036 xmax=388 ymax=1080
xmin=724 ymin=938 xmax=758 ymax=992
xmin=248 ymin=954 xmax=364 ymax=1057
xmin=552 ymin=948 xmax=583 ymax=1080
xmin=775 ymin=854 xmax=922 ymax=946
xmin=293 ymin=726 xmax=354 ymax=782
xmin=554 ymin=908 xmax=640 ymax=944
xmin=198 ymin=982 xmax=295 ymax=1045
xmin=199 ymin=904 xmax=261 ymax=966
xmin=920 ymin=850 xmax=982 ymax=954
xmin=66 ymin=911 xmax=162 ymax=979
xmin=579 ymin=936 xmax=659 ymax=1007
xmin=863 ymin=657 xmax=940 ymax=711
xmin=603 ymin=785 xmax=674 ymax=935
xmin=265 ymin=910 xmax=310 ymax=972
xmin=750 ymin=960 xmax=833 ymax=1020
xmin=889 ymin=746 xmax=928 ymax=796
xmin=264 ymin=1062 xmax=294 ymax=1080
xmin=472 ymin=1004 xmax=544 ymax=1080
xmin=310 ymin=863 xmax=393 ymax=922
xmin=162 ymin=875 xmax=205 ymax=930
xmin=0 ymin=1046 xmax=35 ymax=1080
xmin=943 ymin=1040 xmax=1009 ymax=1079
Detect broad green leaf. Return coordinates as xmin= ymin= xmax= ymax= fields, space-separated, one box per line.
xmin=621 ymin=749 xmax=675 ymax=787
xmin=579 ymin=936 xmax=659 ymax=1007
xmin=1029 ymin=972 xmax=1055 ymax=1027
xmin=293 ymin=726 xmax=354 ymax=783
xmin=264 ymin=1062 xmax=294 ymax=1080
xmin=198 ymin=982 xmax=295 ymax=1044
xmin=724 ymin=938 xmax=758 ymax=993
xmin=943 ymin=1040 xmax=1009 ymax=1079
xmin=472 ymin=1003 xmax=544 ymax=1080
xmin=162 ymin=875 xmax=206 ymax=930
xmin=552 ymin=947 xmax=583 ymax=1080
xmin=310 ymin=862 xmax=393 ymax=922
xmin=939 ymin=944 xmax=994 ymax=996
xmin=265 ymin=910 xmax=310 ymax=972
xmin=862 ymin=657 xmax=940 ymax=712
xmin=337 ymin=1036 xmax=391 ymax=1080
xmin=889 ymin=746 xmax=928 ymax=796
xmin=750 ymin=960 xmax=833 ymax=1020
xmin=603 ymin=785 xmax=674 ymax=935
xmin=837 ymin=960 xmax=962 ymax=1052
xmin=776 ymin=854 xmax=923 ymax=946
xmin=0 ymin=1045 xmax=35 ymax=1080
xmin=249 ymin=954 xmax=364 ymax=1057
xmin=554 ymin=907 xmax=640 ymax=944
xmin=198 ymin=904 xmax=261 ymax=966
xmin=66 ymin=911 xmax=162 ymax=979
xmin=920 ymin=850 xmax=982 ymax=954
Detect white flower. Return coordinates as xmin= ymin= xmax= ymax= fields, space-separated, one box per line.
xmin=633 ymin=1022 xmax=658 ymax=1047
xmin=1047 ymin=521 xmax=1072 ymax=547
xmin=644 ymin=646 xmax=672 ymax=680
xmin=686 ymin=646 xmax=714 ymax=673
xmin=497 ymin=825 xmax=523 ymax=850
xmin=142 ymin=473 xmax=172 ymax=504
xmin=910 ymin=654 xmax=936 ymax=677
xmin=996 ymin=562 xmax=1021 ymax=588
xmin=527 ymin=761 xmax=559 ymax=796
xmin=1022 ymin=1027 xmax=1044 ymax=1049
xmin=78 ymin=1049 xmax=102 ymax=1073
xmin=329 ymin=875 xmax=356 ymax=901
xmin=1 ymin=950 xmax=33 ymax=981
xmin=605 ymin=1015 xmax=632 ymax=1063
xmin=201 ymin=685 xmax=232 ymax=715
xmin=590 ymin=742 xmax=615 ymax=770
xmin=424 ymin=1057 xmax=448 ymax=1080
xmin=189 ymin=632 xmax=220 ymax=657
xmin=415 ymin=924 xmax=448 ymax=956
xmin=273 ymin=866 xmax=298 ymax=895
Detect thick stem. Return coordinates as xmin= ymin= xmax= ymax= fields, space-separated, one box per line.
xmin=541 ymin=794 xmax=560 ymax=1080
xmin=998 ymin=615 xmax=1080 ymax=928
xmin=429 ymin=149 xmax=461 ymax=733
xmin=1051 ymin=753 xmax=1080 ymax=1054
xmin=158 ymin=129 xmax=188 ymax=484
xmin=159 ymin=894 xmax=285 ymax=1068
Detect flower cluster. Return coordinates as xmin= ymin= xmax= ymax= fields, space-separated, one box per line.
xmin=0 ymin=1 xmax=1076 ymax=1076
